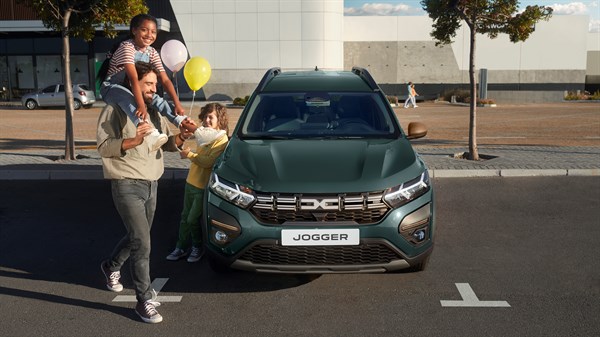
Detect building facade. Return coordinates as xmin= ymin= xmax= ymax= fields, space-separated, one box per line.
xmin=1 ymin=0 xmax=598 ymax=103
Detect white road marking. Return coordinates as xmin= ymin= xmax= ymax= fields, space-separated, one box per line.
xmin=112 ymin=278 xmax=182 ymax=303
xmin=440 ymin=283 xmax=510 ymax=307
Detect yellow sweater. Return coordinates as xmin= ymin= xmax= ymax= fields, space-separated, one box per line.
xmin=185 ymin=134 xmax=229 ymax=189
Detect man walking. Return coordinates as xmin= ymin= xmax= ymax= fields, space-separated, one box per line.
xmin=97 ymin=62 xmax=193 ymax=323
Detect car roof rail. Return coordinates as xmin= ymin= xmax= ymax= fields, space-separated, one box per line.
xmin=351 ymin=67 xmax=380 ymax=92
xmin=255 ymin=67 xmax=281 ymax=92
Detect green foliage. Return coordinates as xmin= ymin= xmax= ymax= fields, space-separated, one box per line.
xmin=442 ymin=89 xmax=470 ymax=102
xmin=421 ymin=0 xmax=553 ymax=45
xmin=386 ymin=95 xmax=399 ymax=105
xmin=564 ymin=90 xmax=600 ymax=100
xmin=23 ymin=0 xmax=148 ymax=40
xmin=464 ymin=97 xmax=496 ymax=104
xmin=233 ymin=95 xmax=250 ymax=106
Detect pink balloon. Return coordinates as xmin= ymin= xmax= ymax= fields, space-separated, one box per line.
xmin=161 ymin=40 xmax=188 ymax=72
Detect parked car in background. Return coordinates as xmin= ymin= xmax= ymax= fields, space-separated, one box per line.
xmin=21 ymin=84 xmax=96 ymax=110
xmin=204 ymin=67 xmax=434 ymax=274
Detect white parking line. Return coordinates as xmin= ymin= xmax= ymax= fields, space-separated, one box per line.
xmin=112 ymin=278 xmax=182 ymax=303
xmin=441 ymin=283 xmax=510 ymax=307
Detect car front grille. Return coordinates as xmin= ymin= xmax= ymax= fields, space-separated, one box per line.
xmin=250 ymin=192 xmax=390 ymax=225
xmin=239 ymin=243 xmax=401 ymax=265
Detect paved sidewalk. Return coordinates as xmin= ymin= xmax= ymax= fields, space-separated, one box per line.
xmin=0 ymin=144 xmax=598 ymax=180
xmin=1 ymin=100 xmax=598 ymax=179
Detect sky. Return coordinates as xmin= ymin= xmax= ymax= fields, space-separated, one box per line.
xmin=343 ymin=1 xmax=600 ymax=32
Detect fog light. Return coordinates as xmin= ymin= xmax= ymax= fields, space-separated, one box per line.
xmin=399 ymin=203 xmax=431 ymax=245
xmin=214 ymin=230 xmax=229 ymax=243
xmin=413 ymin=229 xmax=426 ymax=242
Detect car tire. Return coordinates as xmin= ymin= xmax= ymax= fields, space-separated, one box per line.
xmin=73 ymin=99 xmax=82 ymax=110
xmin=25 ymin=99 xmax=38 ymax=110
xmin=208 ymin=255 xmax=232 ymax=273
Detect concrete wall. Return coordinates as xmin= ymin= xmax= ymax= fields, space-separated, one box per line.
xmin=170 ymin=0 xmax=344 ymax=99
xmin=342 ymin=15 xmax=589 ymax=102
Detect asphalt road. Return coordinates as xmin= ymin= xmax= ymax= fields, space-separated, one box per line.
xmin=0 ymin=177 xmax=599 ymax=336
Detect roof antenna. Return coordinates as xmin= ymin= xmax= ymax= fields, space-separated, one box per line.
xmin=314 ymin=66 xmax=318 ymax=71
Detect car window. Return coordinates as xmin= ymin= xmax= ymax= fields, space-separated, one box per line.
xmin=42 ymin=85 xmax=55 ymax=93
xmin=240 ymin=92 xmax=398 ymax=139
xmin=57 ymin=85 xmax=65 ymax=93
xmin=78 ymin=84 xmax=90 ymax=91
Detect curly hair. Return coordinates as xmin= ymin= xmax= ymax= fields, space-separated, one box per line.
xmin=200 ymin=103 xmax=229 ymax=134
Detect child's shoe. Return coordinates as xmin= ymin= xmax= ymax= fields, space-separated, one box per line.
xmin=145 ymin=129 xmax=168 ymax=151
xmin=166 ymin=247 xmax=188 ymax=261
xmin=187 ymin=246 xmax=204 ymax=263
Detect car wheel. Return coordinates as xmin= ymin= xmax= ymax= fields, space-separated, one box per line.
xmin=208 ymin=255 xmax=232 ymax=273
xmin=73 ymin=99 xmax=82 ymax=110
xmin=25 ymin=99 xmax=38 ymax=110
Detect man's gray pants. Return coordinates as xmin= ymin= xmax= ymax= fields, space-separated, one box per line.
xmin=107 ymin=179 xmax=158 ymax=303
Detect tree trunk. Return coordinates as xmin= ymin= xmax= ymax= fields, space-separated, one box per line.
xmin=467 ymin=21 xmax=479 ymax=161
xmin=62 ymin=9 xmax=75 ymax=160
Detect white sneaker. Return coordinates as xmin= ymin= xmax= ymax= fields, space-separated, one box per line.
xmin=145 ymin=129 xmax=168 ymax=151
xmin=413 ymin=105 xmax=418 ymax=108
xmin=135 ymin=300 xmax=163 ymax=324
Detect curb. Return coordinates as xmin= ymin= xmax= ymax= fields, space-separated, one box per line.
xmin=1 ymin=168 xmax=598 ymax=180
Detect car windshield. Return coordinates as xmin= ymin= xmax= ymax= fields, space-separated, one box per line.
xmin=239 ymin=92 xmax=400 ymax=139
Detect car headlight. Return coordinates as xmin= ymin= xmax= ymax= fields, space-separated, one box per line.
xmin=383 ymin=171 xmax=430 ymax=208
xmin=209 ymin=173 xmax=256 ymax=208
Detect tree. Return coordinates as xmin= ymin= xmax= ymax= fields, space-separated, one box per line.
xmin=421 ymin=0 xmax=552 ymax=160
xmin=22 ymin=0 xmax=147 ymax=160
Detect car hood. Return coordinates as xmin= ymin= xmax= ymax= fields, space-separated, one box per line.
xmin=215 ymin=137 xmax=426 ymax=193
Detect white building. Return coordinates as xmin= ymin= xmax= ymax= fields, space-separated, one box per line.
xmin=1 ymin=0 xmax=597 ymax=103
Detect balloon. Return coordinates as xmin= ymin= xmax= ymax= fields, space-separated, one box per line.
xmin=183 ymin=57 xmax=211 ymax=91
xmin=161 ymin=40 xmax=188 ymax=72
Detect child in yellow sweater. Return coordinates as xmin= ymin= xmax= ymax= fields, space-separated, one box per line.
xmin=166 ymin=103 xmax=229 ymax=262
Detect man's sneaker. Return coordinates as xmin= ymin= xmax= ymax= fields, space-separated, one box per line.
xmin=187 ymin=246 xmax=204 ymax=263
xmin=145 ymin=129 xmax=168 ymax=151
xmin=135 ymin=300 xmax=163 ymax=324
xmin=100 ymin=261 xmax=123 ymax=292
xmin=166 ymin=247 xmax=188 ymax=261
xmin=148 ymin=288 xmax=161 ymax=307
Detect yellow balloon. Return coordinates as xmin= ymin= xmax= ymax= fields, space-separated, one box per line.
xmin=183 ymin=57 xmax=211 ymax=91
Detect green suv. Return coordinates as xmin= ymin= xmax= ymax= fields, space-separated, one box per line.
xmin=204 ymin=67 xmax=434 ymax=273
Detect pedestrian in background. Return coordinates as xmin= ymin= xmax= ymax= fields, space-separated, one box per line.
xmin=403 ymin=82 xmax=419 ymax=108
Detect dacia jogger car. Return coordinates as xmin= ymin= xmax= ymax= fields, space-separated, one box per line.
xmin=204 ymin=67 xmax=434 ymax=273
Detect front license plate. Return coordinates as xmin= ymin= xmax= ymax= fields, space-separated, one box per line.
xmin=281 ymin=228 xmax=359 ymax=246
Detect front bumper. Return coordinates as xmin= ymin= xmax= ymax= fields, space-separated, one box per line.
xmin=205 ymin=190 xmax=435 ymax=274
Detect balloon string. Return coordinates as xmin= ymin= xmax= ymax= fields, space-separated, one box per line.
xmin=174 ymin=71 xmax=179 ymax=97
xmin=189 ymin=91 xmax=195 ymax=116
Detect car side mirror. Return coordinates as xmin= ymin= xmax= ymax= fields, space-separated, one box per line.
xmin=406 ymin=122 xmax=427 ymax=140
